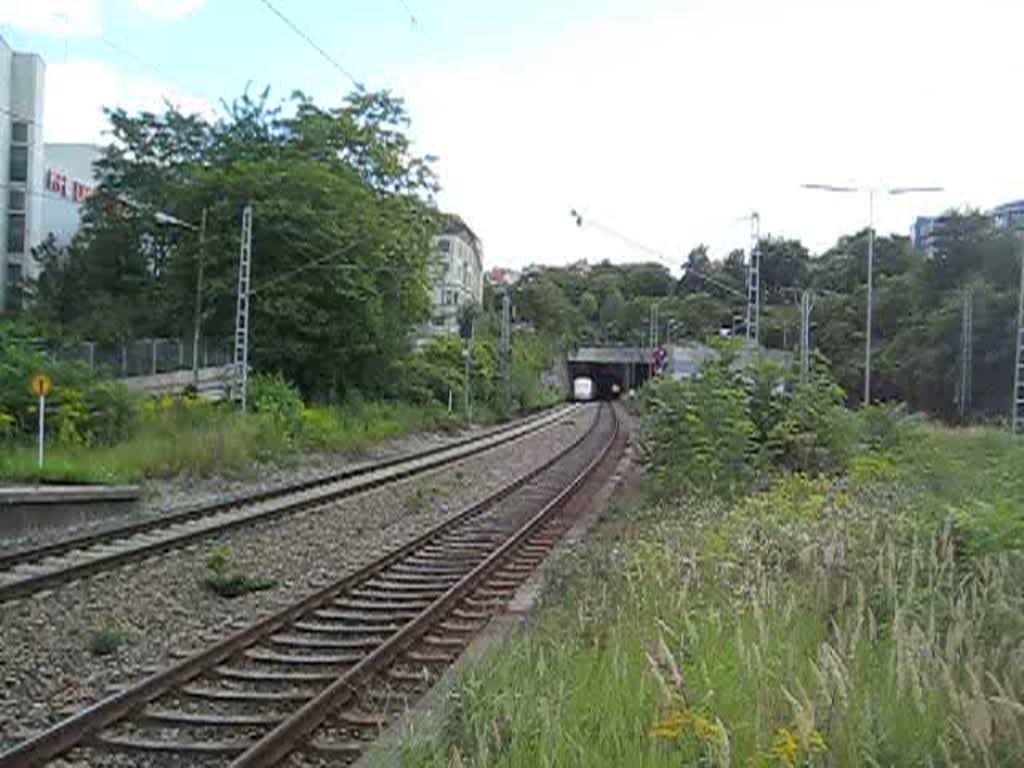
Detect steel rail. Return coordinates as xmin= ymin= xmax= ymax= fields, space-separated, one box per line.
xmin=233 ymin=403 xmax=619 ymax=766
xmin=0 ymin=405 xmax=578 ymax=602
xmin=0 ymin=404 xmax=606 ymax=768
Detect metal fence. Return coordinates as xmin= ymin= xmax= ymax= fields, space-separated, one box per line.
xmin=50 ymin=337 xmax=233 ymax=378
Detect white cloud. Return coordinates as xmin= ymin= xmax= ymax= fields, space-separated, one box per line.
xmin=44 ymin=57 xmax=214 ymax=144
xmin=0 ymin=0 xmax=102 ymax=38
xmin=398 ymin=0 xmax=1024 ymax=271
xmin=127 ymin=0 xmax=205 ymax=21
xmin=0 ymin=0 xmax=206 ymax=41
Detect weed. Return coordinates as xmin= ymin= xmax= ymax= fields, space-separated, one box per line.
xmin=89 ymin=621 xmax=129 ymax=656
xmin=397 ymin=423 xmax=1024 ymax=767
xmin=404 ymin=484 xmax=447 ymax=516
xmin=203 ymin=544 xmax=278 ymax=598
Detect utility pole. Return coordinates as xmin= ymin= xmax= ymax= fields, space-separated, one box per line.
xmin=233 ymin=204 xmax=253 ymax=412
xmin=499 ymin=287 xmax=511 ymax=415
xmin=745 ymin=212 xmax=761 ymax=345
xmin=799 ymin=290 xmax=815 ymax=385
xmin=958 ymin=286 xmax=974 ymax=423
xmin=191 ymin=207 xmax=208 ymax=389
xmin=463 ymin=336 xmax=472 ymax=421
xmin=865 ymin=191 xmax=875 ymax=406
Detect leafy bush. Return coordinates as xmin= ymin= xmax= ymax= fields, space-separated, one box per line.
xmin=953 ymin=499 xmax=1024 ymax=558
xmin=640 ymin=361 xmax=755 ymax=497
xmin=0 ymin=319 xmax=137 ymax=446
xmin=641 ymin=357 xmax=862 ymax=494
xmin=249 ymin=372 xmax=304 ymax=430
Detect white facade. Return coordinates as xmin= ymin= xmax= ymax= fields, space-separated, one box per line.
xmin=41 ymin=143 xmax=101 ymax=247
xmin=425 ymin=218 xmax=484 ymax=337
xmin=0 ymin=35 xmax=45 ymax=312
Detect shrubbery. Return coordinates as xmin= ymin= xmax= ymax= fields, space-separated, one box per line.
xmin=0 ymin=321 xmax=137 ymax=447
xmin=639 ymin=355 xmax=875 ymax=496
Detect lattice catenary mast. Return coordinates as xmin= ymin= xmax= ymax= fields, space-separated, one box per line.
xmin=233 ymin=204 xmax=253 ymax=411
xmin=745 ymin=212 xmax=761 ymax=344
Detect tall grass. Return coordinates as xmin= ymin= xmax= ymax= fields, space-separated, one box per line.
xmin=0 ymin=398 xmax=458 ymax=485
xmin=398 ymin=424 xmax=1024 ymax=767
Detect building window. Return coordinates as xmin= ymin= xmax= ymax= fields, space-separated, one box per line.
xmin=437 ymin=238 xmax=451 ymax=252
xmin=5 ymin=262 xmax=22 ymax=309
xmin=11 ymin=122 xmax=28 ymax=144
xmin=9 ymin=146 xmax=28 ymax=183
xmin=432 ymin=315 xmax=445 ymax=326
xmin=7 ymin=214 xmax=26 ymax=253
xmin=8 ymin=190 xmax=25 ymax=212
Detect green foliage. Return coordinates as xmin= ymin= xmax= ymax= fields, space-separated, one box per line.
xmin=639 ymin=362 xmax=755 ymax=497
xmin=31 ymin=88 xmax=440 ymax=400
xmin=0 ymin=393 xmax=455 ymax=484
xmin=249 ymin=372 xmax=304 ymax=430
xmin=640 ymin=358 xmax=859 ymax=495
xmin=398 ymin=425 xmax=1024 ymax=768
xmin=89 ymin=621 xmax=129 ymax=656
xmin=0 ymin=319 xmax=137 ymax=446
xmin=203 ymin=543 xmax=278 ymax=598
xmin=953 ymin=499 xmax=1024 ymax=558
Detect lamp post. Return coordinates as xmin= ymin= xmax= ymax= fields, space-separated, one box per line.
xmin=154 ymin=209 xmax=208 ymax=389
xmin=801 ymin=184 xmax=942 ymax=405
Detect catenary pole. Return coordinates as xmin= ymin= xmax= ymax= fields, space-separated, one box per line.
xmin=233 ymin=204 xmax=253 ymax=411
xmin=865 ymin=190 xmax=874 ymax=405
xmin=191 ymin=207 xmax=208 ymax=389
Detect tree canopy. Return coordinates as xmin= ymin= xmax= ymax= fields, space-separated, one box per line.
xmin=31 ymin=87 xmax=441 ymax=399
xmin=507 ymin=211 xmax=1021 ymax=422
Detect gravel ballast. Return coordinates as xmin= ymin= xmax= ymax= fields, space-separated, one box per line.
xmin=0 ymin=410 xmax=559 ymax=554
xmin=0 ymin=405 xmax=596 ymax=749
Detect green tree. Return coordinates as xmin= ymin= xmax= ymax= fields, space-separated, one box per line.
xmin=34 ymin=88 xmax=440 ymax=399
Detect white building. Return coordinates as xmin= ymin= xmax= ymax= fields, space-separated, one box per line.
xmin=41 ymin=143 xmax=101 ymax=247
xmin=1 ymin=35 xmax=45 ymax=312
xmin=425 ymin=216 xmax=484 ymax=337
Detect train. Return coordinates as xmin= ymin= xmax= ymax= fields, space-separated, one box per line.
xmin=573 ymin=376 xmax=623 ymax=402
xmin=573 ymin=376 xmax=594 ymax=401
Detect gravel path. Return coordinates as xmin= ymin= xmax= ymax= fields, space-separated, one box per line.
xmin=0 ymin=405 xmax=596 ymax=750
xmin=0 ymin=410 xmax=557 ymax=554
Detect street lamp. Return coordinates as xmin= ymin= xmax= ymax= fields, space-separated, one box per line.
xmin=153 ymin=208 xmax=209 ymax=389
xmin=801 ymin=183 xmax=942 ymax=405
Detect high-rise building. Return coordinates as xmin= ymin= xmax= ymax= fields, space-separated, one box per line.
xmin=1 ymin=35 xmax=45 ymax=312
xmin=424 ymin=216 xmax=484 ymax=337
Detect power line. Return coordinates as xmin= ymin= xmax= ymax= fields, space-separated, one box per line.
xmin=570 ymin=209 xmax=674 ymax=267
xmin=397 ymin=0 xmax=422 ymax=30
xmin=99 ymin=35 xmax=179 ymax=88
xmin=256 ymin=0 xmax=364 ymax=90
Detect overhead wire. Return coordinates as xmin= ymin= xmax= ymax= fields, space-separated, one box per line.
xmin=397 ymin=0 xmax=422 ymax=30
xmin=256 ymin=0 xmax=364 ymax=90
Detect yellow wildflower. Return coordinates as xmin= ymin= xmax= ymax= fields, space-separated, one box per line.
xmin=770 ymin=727 xmax=799 ymax=767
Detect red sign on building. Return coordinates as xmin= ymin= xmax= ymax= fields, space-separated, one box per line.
xmin=46 ymin=169 xmax=94 ymax=202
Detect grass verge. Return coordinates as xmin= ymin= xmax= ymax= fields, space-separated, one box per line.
xmin=0 ymin=399 xmax=465 ymax=485
xmin=397 ymin=423 xmax=1024 ymax=767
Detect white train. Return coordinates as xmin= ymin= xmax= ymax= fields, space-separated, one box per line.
xmin=573 ymin=376 xmax=595 ymax=402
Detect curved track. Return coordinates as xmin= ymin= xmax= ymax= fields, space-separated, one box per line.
xmin=0 ymin=402 xmax=621 ymax=768
xmin=0 ymin=405 xmax=578 ymax=603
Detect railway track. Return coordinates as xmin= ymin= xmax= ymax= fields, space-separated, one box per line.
xmin=0 ymin=405 xmax=580 ymax=603
xmin=0 ymin=402 xmax=621 ymax=768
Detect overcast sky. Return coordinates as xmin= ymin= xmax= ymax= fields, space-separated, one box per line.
xmin=3 ymin=0 xmax=1021 ymax=272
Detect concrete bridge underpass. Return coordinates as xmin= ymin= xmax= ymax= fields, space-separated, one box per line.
xmin=566 ymin=347 xmax=653 ymax=398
